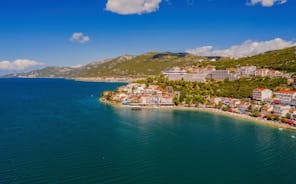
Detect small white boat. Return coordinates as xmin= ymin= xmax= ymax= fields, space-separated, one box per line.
xmin=131 ymin=106 xmax=142 ymax=111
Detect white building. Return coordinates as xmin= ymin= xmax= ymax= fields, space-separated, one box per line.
xmin=273 ymin=105 xmax=291 ymax=117
xmin=237 ymin=66 xmax=257 ymax=76
xmin=274 ymin=90 xmax=296 ymax=105
xmin=252 ymin=88 xmax=273 ymax=101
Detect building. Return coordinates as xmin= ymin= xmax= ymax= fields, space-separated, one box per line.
xmin=255 ymin=68 xmax=284 ymax=78
xmin=159 ymin=94 xmax=174 ymax=106
xmin=255 ymin=69 xmax=270 ymax=77
xmin=182 ymin=73 xmax=207 ymax=83
xmin=273 ymin=104 xmax=291 ymax=117
xmin=252 ymin=88 xmax=273 ymax=101
xmin=163 ymin=67 xmax=214 ymax=82
xmin=292 ymin=74 xmax=296 ymax=88
xmin=210 ymin=96 xmax=222 ymax=105
xmin=289 ymin=109 xmax=296 ymax=120
xmin=162 ymin=67 xmax=186 ymax=81
xmin=237 ymin=66 xmax=257 ymax=76
xmin=274 ymin=90 xmax=296 ymax=105
xmin=208 ymin=70 xmax=238 ymax=81
xmin=291 ymin=98 xmax=296 ymax=106
xmin=261 ymin=105 xmax=273 ymax=114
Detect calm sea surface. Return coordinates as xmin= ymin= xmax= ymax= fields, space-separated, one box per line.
xmin=0 ymin=78 xmax=296 ymax=184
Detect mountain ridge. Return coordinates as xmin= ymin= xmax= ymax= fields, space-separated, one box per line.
xmin=3 ymin=46 xmax=296 ymax=79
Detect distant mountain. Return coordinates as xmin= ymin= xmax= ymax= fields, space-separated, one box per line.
xmin=4 ymin=46 xmax=296 ymax=79
xmin=4 ymin=52 xmax=206 ymax=78
xmin=4 ymin=66 xmax=76 ymax=78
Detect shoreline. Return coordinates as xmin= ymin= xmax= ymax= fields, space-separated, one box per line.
xmin=72 ymin=77 xmax=145 ymax=83
xmin=0 ymin=77 xmax=141 ymax=83
xmin=100 ymin=98 xmax=296 ymax=131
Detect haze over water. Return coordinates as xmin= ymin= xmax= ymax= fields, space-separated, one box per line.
xmin=1 ymin=78 xmax=296 ymax=184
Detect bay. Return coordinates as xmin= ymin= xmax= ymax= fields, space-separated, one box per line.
xmin=0 ymin=78 xmax=295 ymax=184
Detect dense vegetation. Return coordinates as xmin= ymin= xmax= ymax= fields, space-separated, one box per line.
xmin=200 ymin=46 xmax=296 ymax=72
xmin=72 ymin=53 xmax=206 ymax=77
xmin=136 ymin=76 xmax=291 ymax=105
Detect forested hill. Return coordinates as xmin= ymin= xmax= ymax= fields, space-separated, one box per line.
xmin=4 ymin=46 xmax=296 ymax=78
xmin=201 ymin=46 xmax=296 ymax=72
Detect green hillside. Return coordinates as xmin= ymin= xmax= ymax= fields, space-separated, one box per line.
xmin=71 ymin=52 xmax=206 ymax=77
xmin=202 ymin=46 xmax=296 ymax=72
xmin=4 ymin=46 xmax=296 ymax=79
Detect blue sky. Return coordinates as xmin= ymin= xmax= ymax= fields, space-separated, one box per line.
xmin=0 ymin=0 xmax=295 ymax=73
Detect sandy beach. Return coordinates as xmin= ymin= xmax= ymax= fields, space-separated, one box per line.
xmin=100 ymin=98 xmax=296 ymax=131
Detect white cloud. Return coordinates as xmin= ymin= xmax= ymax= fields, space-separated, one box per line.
xmin=105 ymin=0 xmax=162 ymax=15
xmin=248 ymin=0 xmax=287 ymax=7
xmin=70 ymin=32 xmax=90 ymax=44
xmin=0 ymin=59 xmax=42 ymax=71
xmin=186 ymin=38 xmax=296 ymax=58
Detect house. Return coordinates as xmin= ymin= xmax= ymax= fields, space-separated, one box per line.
xmin=229 ymin=99 xmax=241 ymax=108
xmin=140 ymin=94 xmax=153 ymax=105
xmin=291 ymin=98 xmax=296 ymax=106
xmin=159 ymin=94 xmax=174 ymax=106
xmin=238 ymin=102 xmax=251 ymax=113
xmin=273 ymin=104 xmax=291 ymax=117
xmin=274 ymin=90 xmax=296 ymax=105
xmin=292 ymin=74 xmax=296 ymax=88
xmin=289 ymin=109 xmax=296 ymax=120
xmin=252 ymin=88 xmax=273 ymax=101
xmin=156 ymin=86 xmax=167 ymax=95
xmin=166 ymin=86 xmax=174 ymax=94
xmin=261 ymin=106 xmax=273 ymax=114
xmin=210 ymin=96 xmax=222 ymax=105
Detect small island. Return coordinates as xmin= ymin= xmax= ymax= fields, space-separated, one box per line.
xmin=101 ymin=66 xmax=296 ymax=131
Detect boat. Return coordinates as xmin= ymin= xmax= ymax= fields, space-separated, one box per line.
xmin=131 ymin=106 xmax=142 ymax=111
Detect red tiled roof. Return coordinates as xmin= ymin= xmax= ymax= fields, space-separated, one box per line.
xmin=256 ymin=88 xmax=266 ymax=91
xmin=277 ymin=90 xmax=296 ymax=94
xmin=262 ymin=106 xmax=269 ymax=110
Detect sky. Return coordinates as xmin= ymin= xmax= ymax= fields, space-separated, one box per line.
xmin=0 ymin=0 xmax=295 ymax=74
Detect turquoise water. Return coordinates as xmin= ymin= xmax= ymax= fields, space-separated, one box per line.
xmin=0 ymin=78 xmax=296 ymax=184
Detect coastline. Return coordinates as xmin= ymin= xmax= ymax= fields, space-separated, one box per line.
xmin=72 ymin=77 xmax=145 ymax=83
xmin=100 ymin=98 xmax=296 ymax=131
xmin=0 ymin=77 xmax=141 ymax=83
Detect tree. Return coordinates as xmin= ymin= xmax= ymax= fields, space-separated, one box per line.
xmin=222 ymin=106 xmax=229 ymax=111
xmin=217 ymin=102 xmax=223 ymax=109
xmin=286 ymin=113 xmax=291 ymax=119
xmin=266 ymin=114 xmax=272 ymax=120
xmin=173 ymin=96 xmax=180 ymax=106
xmin=251 ymin=111 xmax=260 ymax=117
xmin=281 ymin=117 xmax=287 ymax=124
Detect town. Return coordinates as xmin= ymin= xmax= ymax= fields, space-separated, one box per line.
xmin=101 ymin=65 xmax=296 ymax=128
xmin=162 ymin=65 xmax=289 ymax=82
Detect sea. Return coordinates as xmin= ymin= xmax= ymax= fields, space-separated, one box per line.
xmin=0 ymin=78 xmax=296 ymax=184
